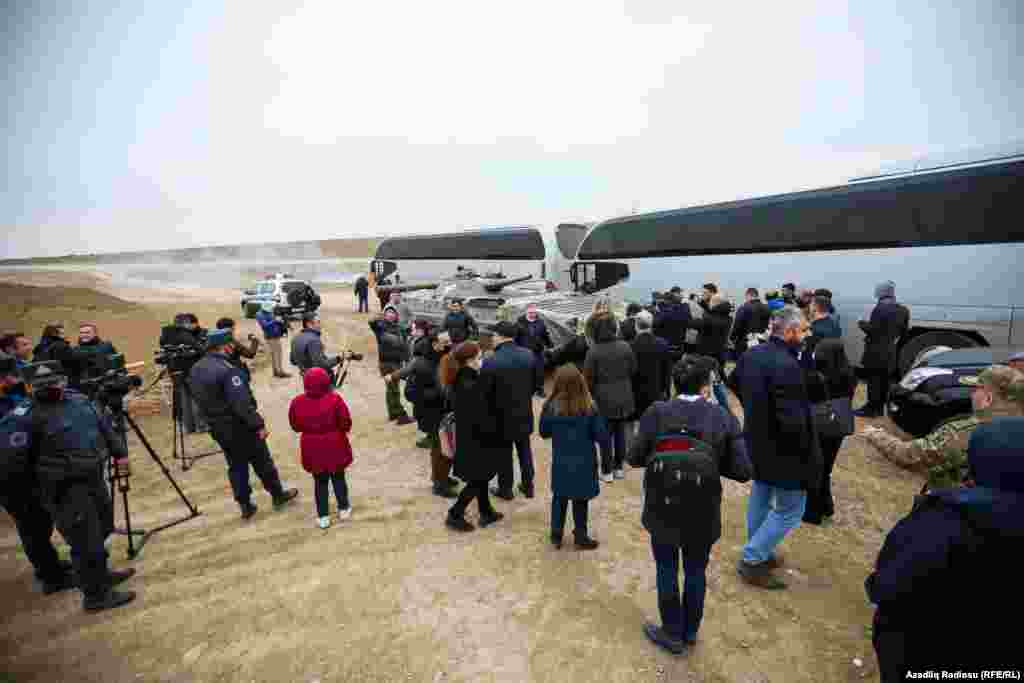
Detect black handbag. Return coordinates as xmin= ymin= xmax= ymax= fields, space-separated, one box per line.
xmin=812 ymin=379 xmax=854 ymax=440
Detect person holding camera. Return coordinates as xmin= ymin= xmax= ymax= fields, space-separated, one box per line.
xmin=190 ymin=329 xmax=298 ymax=519
xmin=21 ymin=363 xmax=138 ymax=612
xmin=255 ymin=303 xmax=291 ymax=379
xmin=0 ymin=355 xmax=76 ymax=596
xmin=290 ymin=313 xmax=341 ymax=380
xmin=216 ymin=317 xmax=259 ymax=382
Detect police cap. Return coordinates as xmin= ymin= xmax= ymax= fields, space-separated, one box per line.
xmin=206 ymin=329 xmax=234 ymax=348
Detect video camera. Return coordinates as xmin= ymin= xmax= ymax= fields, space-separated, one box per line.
xmin=156 ymin=324 xmax=207 ymax=372
xmin=79 ymin=354 xmax=143 ymax=407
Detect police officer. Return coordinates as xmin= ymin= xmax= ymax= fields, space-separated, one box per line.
xmin=0 ymin=354 xmax=76 ymax=595
xmin=189 ymin=329 xmax=298 ymax=519
xmin=24 ymin=362 xmax=137 ymax=612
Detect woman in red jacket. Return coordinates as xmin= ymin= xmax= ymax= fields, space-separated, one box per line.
xmin=288 ymin=367 xmax=354 ymax=529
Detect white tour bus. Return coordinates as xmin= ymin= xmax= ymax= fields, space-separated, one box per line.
xmin=575 ymin=155 xmax=1024 ymax=374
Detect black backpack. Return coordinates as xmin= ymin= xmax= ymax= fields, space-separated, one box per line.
xmin=644 ymin=429 xmax=719 ymax=520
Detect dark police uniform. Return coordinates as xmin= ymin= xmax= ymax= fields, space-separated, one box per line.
xmin=0 ymin=394 xmax=72 ymax=592
xmin=189 ymin=350 xmax=291 ymax=511
xmin=28 ymin=390 xmax=128 ymax=605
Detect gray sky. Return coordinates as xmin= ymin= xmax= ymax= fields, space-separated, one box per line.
xmin=3 ymin=1 xmax=1022 ymax=258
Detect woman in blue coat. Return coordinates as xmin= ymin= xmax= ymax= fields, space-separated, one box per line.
xmin=539 ymin=365 xmax=611 ymax=550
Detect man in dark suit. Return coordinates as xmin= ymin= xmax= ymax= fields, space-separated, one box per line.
xmin=478 ymin=320 xmax=537 ymax=499
xmin=856 ymin=281 xmax=910 ymax=417
xmin=731 ymin=288 xmax=771 ymax=356
xmin=731 ymin=306 xmax=820 ymax=590
xmin=653 ymin=291 xmax=691 ymax=350
xmin=630 ymin=311 xmax=673 ymax=419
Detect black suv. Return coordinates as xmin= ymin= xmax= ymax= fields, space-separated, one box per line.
xmin=888 ymin=348 xmax=1013 ymax=437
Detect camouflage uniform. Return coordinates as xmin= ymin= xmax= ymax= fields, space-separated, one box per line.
xmin=862 ymin=414 xmax=982 ymax=489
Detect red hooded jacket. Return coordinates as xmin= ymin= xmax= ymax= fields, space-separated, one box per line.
xmin=288 ymin=368 xmax=353 ymax=474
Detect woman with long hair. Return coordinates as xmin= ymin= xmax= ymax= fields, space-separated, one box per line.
xmin=803 ymin=338 xmax=857 ymax=524
xmin=539 ymin=365 xmax=610 ymax=549
xmin=443 ymin=342 xmax=506 ymax=531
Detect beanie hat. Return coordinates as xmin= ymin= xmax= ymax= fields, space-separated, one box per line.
xmin=967 ymin=418 xmax=1024 ymax=493
xmin=874 ymin=280 xmax=896 ymax=300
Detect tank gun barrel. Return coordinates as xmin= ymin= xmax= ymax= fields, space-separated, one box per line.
xmin=481 ymin=274 xmax=534 ymax=293
xmin=377 ymin=283 xmax=440 ymax=294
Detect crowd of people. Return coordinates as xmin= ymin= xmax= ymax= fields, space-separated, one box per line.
xmin=3 ymin=275 xmax=1024 ymax=676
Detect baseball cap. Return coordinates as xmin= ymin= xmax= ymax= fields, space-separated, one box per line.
xmin=489 ymin=320 xmax=520 ymax=339
xmin=959 ymin=365 xmax=1024 ymax=403
xmin=206 ymin=329 xmax=234 ymax=347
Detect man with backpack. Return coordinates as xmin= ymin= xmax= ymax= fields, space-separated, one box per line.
xmin=628 ymin=355 xmax=752 ymax=656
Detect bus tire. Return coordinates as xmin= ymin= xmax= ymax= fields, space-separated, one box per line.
xmin=898 ymin=330 xmax=978 ymax=376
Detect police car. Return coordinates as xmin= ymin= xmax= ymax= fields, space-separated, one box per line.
xmin=240 ymin=274 xmax=313 ymax=319
xmin=888 ymin=347 xmax=1011 ymax=437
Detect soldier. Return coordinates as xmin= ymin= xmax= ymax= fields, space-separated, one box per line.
xmin=1009 ymin=351 xmax=1024 ymax=372
xmin=860 ymin=365 xmax=1024 ymax=489
xmin=23 ymin=362 xmax=137 ymax=612
xmin=190 ymin=329 xmax=298 ymax=519
xmin=0 ymin=355 xmax=75 ymax=595
xmin=369 ymin=308 xmax=414 ymax=425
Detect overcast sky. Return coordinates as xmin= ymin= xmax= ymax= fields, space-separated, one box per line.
xmin=3 ymin=1 xmax=1022 ymax=258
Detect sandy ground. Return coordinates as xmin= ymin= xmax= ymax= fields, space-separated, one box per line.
xmin=0 ymin=271 xmax=923 ymax=683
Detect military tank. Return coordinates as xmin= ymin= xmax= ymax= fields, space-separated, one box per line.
xmin=370 ymin=225 xmax=630 ymax=346
xmin=377 ymin=263 xmax=627 ymax=346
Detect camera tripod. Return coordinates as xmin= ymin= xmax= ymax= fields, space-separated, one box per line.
xmin=103 ymin=400 xmax=202 ymax=559
xmin=166 ymin=369 xmax=222 ymax=471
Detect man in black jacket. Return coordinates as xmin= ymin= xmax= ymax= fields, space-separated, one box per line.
xmin=866 ymin=418 xmax=1024 ymax=679
xmin=732 ymin=306 xmax=820 ymax=589
xmin=856 ymin=280 xmax=910 ymax=417
xmin=190 ymin=330 xmax=298 ymax=519
xmin=731 ymin=288 xmax=771 ymax=356
xmin=630 ymin=311 xmax=673 ymax=419
xmin=442 ymin=299 xmax=478 ymax=345
xmin=69 ymin=323 xmax=118 ymax=390
xmin=290 ymin=314 xmax=341 ymax=379
xmin=479 ymin=321 xmax=537 ymax=500
xmin=628 ymin=355 xmax=752 ymax=655
xmin=370 ymin=308 xmax=414 ymax=425
xmin=354 ymin=275 xmax=370 ymax=313
xmin=653 ymin=292 xmax=691 ymax=350
xmin=619 ymin=303 xmax=644 ymax=342
xmin=692 ymin=295 xmax=733 ymax=368
xmin=516 ymin=304 xmax=553 ymax=397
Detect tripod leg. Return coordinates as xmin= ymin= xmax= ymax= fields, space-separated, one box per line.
xmin=124 ymin=413 xmax=200 ymax=516
xmin=121 ymin=485 xmax=137 ymax=558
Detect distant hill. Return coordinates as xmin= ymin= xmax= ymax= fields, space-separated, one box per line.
xmin=0 ymin=236 xmax=381 ymax=266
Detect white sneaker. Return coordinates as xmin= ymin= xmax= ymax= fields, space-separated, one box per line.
xmin=337 ymin=507 xmax=352 ymax=522
xmin=614 ymin=469 xmax=625 ymax=480
xmin=317 ymin=516 xmax=331 ymax=529
xmin=601 ymin=473 xmax=613 ymax=483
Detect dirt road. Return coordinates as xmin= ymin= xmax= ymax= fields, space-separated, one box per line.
xmin=0 ymin=274 xmax=921 ymax=682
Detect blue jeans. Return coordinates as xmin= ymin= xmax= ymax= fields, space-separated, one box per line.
xmin=651 ymin=540 xmax=711 ymax=642
xmin=742 ymin=481 xmax=806 ymax=564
